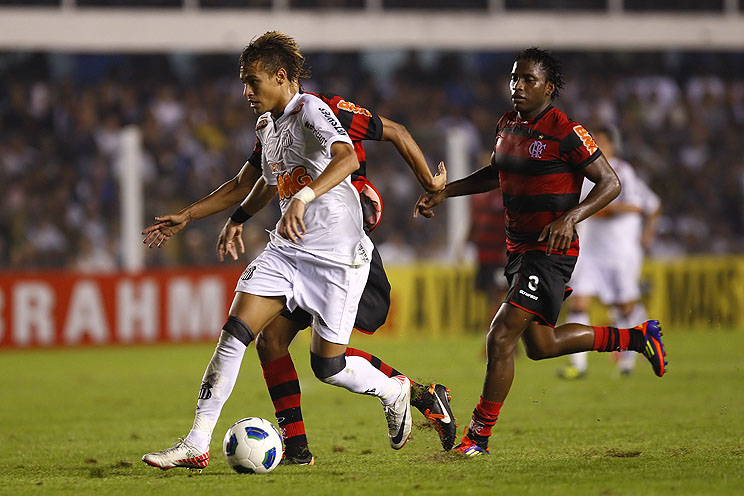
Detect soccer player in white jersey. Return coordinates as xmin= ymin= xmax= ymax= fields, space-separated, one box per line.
xmin=559 ymin=125 xmax=661 ymax=379
xmin=141 ymin=32 xmax=413 ymax=471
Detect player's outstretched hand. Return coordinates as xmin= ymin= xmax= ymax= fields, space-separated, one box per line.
xmin=141 ymin=213 xmax=189 ymax=248
xmin=538 ymin=216 xmax=575 ymax=256
xmin=217 ymin=219 xmax=245 ymax=262
xmin=279 ymin=198 xmax=307 ymax=243
xmin=414 ymin=190 xmax=446 ymax=219
xmin=428 ymin=161 xmax=447 ymax=193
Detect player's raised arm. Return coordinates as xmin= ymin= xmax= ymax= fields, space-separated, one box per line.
xmin=380 ymin=116 xmax=446 ymax=193
xmin=278 ymin=141 xmax=359 ymax=243
xmin=414 ymin=153 xmax=500 ymax=219
xmin=142 ymin=162 xmax=262 ymax=248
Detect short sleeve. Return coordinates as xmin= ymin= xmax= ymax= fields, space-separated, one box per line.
xmin=560 ymin=123 xmax=602 ymax=169
xmin=302 ymin=99 xmax=353 ymax=153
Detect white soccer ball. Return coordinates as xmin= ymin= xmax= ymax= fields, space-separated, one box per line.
xmin=223 ymin=417 xmax=284 ymax=474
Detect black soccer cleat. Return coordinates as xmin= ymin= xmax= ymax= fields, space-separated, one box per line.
xmin=281 ymin=443 xmax=315 ymax=466
xmin=416 ymin=383 xmax=457 ymax=451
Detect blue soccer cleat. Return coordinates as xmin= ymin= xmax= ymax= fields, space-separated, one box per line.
xmin=635 ymin=320 xmax=667 ymax=377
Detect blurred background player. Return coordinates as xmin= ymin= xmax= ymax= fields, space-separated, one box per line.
xmin=415 ymin=47 xmax=667 ymax=457
xmin=558 ymin=125 xmax=661 ymax=379
xmin=140 ymin=47 xmax=456 ymax=465
xmin=468 ymin=187 xmax=507 ymax=319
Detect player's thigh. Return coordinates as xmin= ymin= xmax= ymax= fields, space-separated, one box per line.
xmin=296 ymin=255 xmax=370 ymax=350
xmin=229 ymin=292 xmax=286 ymax=334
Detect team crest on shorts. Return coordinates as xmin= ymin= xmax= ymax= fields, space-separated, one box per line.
xmin=529 ymin=140 xmax=546 ymax=158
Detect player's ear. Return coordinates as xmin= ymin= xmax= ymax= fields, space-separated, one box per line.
xmin=275 ymin=67 xmax=287 ymax=84
xmin=545 ymin=81 xmax=555 ymax=98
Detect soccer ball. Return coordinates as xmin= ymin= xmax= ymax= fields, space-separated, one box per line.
xmin=223 ymin=417 xmax=284 ymax=474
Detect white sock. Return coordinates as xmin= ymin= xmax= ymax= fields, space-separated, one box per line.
xmin=569 ymin=351 xmax=589 ymax=371
xmin=321 ymin=355 xmax=402 ymax=406
xmin=567 ymin=311 xmax=590 ymax=371
xmin=185 ymin=331 xmax=246 ymax=452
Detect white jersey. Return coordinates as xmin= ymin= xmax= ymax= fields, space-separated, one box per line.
xmin=255 ymin=92 xmax=372 ymax=266
xmin=577 ymin=157 xmax=660 ymax=262
xmin=571 ymin=157 xmax=660 ymax=303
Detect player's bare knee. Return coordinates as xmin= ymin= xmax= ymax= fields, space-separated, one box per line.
xmin=254 ymin=332 xmax=282 ymax=360
xmin=522 ymin=340 xmax=558 ymax=361
xmin=310 ymin=352 xmax=346 ymax=382
xmin=486 ymin=327 xmax=519 ymax=358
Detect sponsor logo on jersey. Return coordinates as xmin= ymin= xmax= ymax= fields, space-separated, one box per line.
xmin=290 ymin=102 xmax=304 ymax=115
xmin=318 ymin=107 xmax=348 ymax=135
xmin=256 ymin=116 xmax=269 ymax=130
xmin=336 ymin=99 xmax=372 ymax=117
xmin=304 ymin=121 xmax=327 ymax=147
xmin=277 ymin=166 xmax=313 ymax=200
xmin=573 ymin=125 xmax=598 ymax=155
xmin=529 ymin=140 xmax=546 ymax=158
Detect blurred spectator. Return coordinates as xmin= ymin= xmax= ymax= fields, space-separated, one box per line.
xmin=2 ymin=49 xmax=744 ymax=270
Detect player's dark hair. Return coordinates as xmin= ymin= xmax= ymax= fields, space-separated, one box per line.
xmin=240 ymin=31 xmax=311 ymax=83
xmin=514 ymin=47 xmax=565 ymax=101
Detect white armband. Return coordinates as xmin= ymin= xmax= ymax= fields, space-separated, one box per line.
xmin=293 ymin=186 xmax=316 ymax=204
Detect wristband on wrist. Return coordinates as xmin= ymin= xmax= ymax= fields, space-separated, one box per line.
xmin=293 ymin=186 xmax=316 ymax=205
xmin=230 ymin=206 xmax=252 ymax=224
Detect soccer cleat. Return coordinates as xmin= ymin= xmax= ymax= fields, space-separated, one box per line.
xmin=420 ymin=384 xmax=457 ymax=451
xmin=635 ymin=320 xmax=667 ymax=377
xmin=383 ymin=375 xmax=412 ymax=450
xmin=454 ymin=432 xmax=490 ymax=457
xmin=556 ymin=364 xmax=587 ymax=380
xmin=281 ymin=444 xmax=315 ymax=466
xmin=142 ymin=438 xmax=209 ymax=470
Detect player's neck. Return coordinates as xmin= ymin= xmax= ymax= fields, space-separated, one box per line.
xmin=270 ymin=88 xmax=298 ymax=119
xmin=517 ymin=101 xmax=551 ymax=121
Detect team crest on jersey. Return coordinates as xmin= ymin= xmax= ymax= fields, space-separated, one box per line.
xmin=573 ymin=125 xmax=599 ymax=154
xmin=529 ymin=140 xmax=547 ymax=159
xmin=269 ymin=162 xmax=282 ymax=173
xmin=280 ymin=129 xmax=293 ymax=148
xmin=256 ymin=116 xmax=269 ymax=130
xmin=290 ymin=102 xmax=304 ymax=115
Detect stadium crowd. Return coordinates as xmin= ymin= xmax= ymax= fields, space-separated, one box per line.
xmin=1 ymin=50 xmax=743 ymax=270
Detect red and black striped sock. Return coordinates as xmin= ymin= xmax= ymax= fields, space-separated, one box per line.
xmin=592 ymin=326 xmax=645 ymax=353
xmin=466 ymin=396 xmax=503 ymax=447
xmin=345 ymin=347 xmax=402 ymax=378
xmin=261 ymin=353 xmax=307 ymax=449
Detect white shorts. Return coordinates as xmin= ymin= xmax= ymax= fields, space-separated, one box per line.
xmin=235 ymin=241 xmax=370 ymax=345
xmin=570 ymin=253 xmax=642 ymax=305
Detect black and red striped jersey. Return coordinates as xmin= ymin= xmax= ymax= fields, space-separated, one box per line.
xmin=492 ymin=105 xmax=601 ymax=255
xmin=247 ymin=92 xmax=383 ymax=180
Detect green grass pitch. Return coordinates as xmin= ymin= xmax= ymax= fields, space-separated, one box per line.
xmin=2 ymin=329 xmax=743 ymax=495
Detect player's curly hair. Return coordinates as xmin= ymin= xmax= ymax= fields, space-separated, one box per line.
xmin=240 ymin=31 xmax=311 ymax=83
xmin=514 ymin=47 xmax=565 ymax=101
